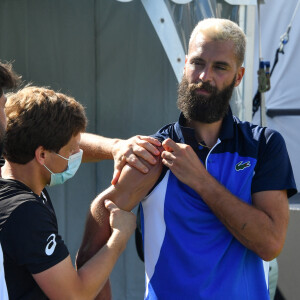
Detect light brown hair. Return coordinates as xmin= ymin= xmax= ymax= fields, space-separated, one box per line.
xmin=4 ymin=86 xmax=87 ymax=164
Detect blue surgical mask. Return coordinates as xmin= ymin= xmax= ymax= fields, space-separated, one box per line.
xmin=44 ymin=149 xmax=83 ymax=186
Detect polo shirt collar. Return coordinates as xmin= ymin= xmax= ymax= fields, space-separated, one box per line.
xmin=175 ymin=107 xmax=234 ymax=145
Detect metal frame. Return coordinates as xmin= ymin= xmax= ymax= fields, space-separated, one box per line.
xmin=170 ymin=0 xmax=193 ymax=3
xmin=266 ymin=109 xmax=300 ymax=118
xmin=141 ymin=0 xmax=186 ymax=82
xmin=237 ymin=5 xmax=256 ymax=121
xmin=225 ymin=0 xmax=257 ymax=4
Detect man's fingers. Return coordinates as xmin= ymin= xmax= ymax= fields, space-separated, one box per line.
xmin=138 ymin=136 xmax=161 ymax=147
xmin=126 ymin=154 xmax=149 ymax=173
xmin=161 ymin=150 xmax=176 ymax=169
xmin=104 ymin=199 xmax=118 ymax=212
xmin=162 ymin=158 xmax=174 ymax=168
xmin=111 ymin=135 xmax=162 ymax=185
xmin=132 ymin=145 xmax=159 ymax=164
xmin=111 ymin=169 xmax=121 ymax=186
xmin=162 ymin=138 xmax=178 ymax=152
xmin=112 ymin=157 xmax=126 ymax=185
xmin=161 ymin=150 xmax=176 ymax=161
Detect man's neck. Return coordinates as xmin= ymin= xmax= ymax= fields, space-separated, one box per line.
xmin=187 ymin=119 xmax=223 ymax=148
xmin=1 ymin=160 xmax=45 ymax=196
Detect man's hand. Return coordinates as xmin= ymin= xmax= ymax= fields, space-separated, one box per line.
xmin=79 ymin=133 xmax=161 ymax=185
xmin=104 ymin=199 xmax=136 ymax=246
xmin=111 ymin=136 xmax=161 ymax=185
xmin=161 ymin=138 xmax=205 ymax=190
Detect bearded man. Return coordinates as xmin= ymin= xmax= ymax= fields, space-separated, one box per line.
xmin=76 ymin=18 xmax=296 ymax=300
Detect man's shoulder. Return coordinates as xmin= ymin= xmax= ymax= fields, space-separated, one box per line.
xmin=151 ymin=121 xmax=177 ymax=141
xmin=232 ymin=116 xmax=282 ymax=144
xmin=151 ymin=117 xmax=186 ymax=143
xmin=0 ymin=179 xmax=44 ymax=231
xmin=0 ymin=178 xmax=37 ymax=205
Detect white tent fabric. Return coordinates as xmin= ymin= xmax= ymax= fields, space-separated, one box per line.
xmin=253 ymin=2 xmax=300 ymax=299
xmin=253 ymin=0 xmax=300 ymax=189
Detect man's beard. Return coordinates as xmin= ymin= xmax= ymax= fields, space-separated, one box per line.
xmin=177 ymin=75 xmax=236 ymax=123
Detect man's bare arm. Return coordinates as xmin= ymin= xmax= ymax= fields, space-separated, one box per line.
xmin=76 ymin=156 xmax=162 ymax=300
xmin=80 ymin=133 xmax=161 ymax=184
xmin=161 ymin=138 xmax=289 ymax=261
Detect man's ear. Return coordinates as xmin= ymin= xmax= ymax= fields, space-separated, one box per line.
xmin=35 ymin=146 xmax=47 ymax=165
xmin=234 ymin=66 xmax=245 ymax=87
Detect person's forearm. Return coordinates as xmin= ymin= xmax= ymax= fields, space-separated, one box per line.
xmin=193 ymin=172 xmax=288 ymax=261
xmin=76 ymin=230 xmax=129 ymax=300
xmin=76 ymin=188 xmax=117 ymax=300
xmin=80 ymin=133 xmax=119 ymax=163
xmin=76 ymin=235 xmax=123 ymax=300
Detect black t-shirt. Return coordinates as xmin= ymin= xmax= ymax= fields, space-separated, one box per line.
xmin=0 ymin=179 xmax=69 ymax=299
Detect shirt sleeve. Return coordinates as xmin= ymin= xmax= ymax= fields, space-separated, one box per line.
xmin=151 ymin=122 xmax=180 ymax=143
xmin=4 ymin=201 xmax=69 ymax=274
xmin=251 ymin=128 xmax=297 ymax=198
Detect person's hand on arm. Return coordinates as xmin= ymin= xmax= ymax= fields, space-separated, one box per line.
xmin=111 ymin=135 xmax=161 ymax=184
xmin=80 ymin=133 xmax=161 ymax=184
xmin=33 ymin=200 xmax=136 ymax=300
xmin=161 ymin=138 xmax=289 ymax=261
xmin=76 ymin=154 xmax=163 ymax=300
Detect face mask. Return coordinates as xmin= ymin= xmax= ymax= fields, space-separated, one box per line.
xmin=44 ymin=149 xmax=83 ymax=186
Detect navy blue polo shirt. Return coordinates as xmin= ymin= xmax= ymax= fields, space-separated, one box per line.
xmin=140 ymin=108 xmax=296 ymax=300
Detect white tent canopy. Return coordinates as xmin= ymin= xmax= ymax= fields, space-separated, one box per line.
xmin=253 ymin=0 xmax=300 ymax=189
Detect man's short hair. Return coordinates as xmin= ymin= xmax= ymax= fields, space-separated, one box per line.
xmin=0 ymin=61 xmax=20 ymax=96
xmin=4 ymin=86 xmax=87 ymax=164
xmin=189 ymin=18 xmax=246 ymax=67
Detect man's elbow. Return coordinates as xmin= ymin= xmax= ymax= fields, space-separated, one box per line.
xmin=257 ymin=238 xmax=285 ymax=261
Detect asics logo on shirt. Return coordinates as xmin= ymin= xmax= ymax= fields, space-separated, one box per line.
xmin=235 ymin=161 xmax=251 ymax=171
xmin=45 ymin=234 xmax=57 ymax=256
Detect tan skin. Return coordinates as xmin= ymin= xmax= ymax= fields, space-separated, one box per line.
xmin=2 ymin=133 xmax=137 ymax=300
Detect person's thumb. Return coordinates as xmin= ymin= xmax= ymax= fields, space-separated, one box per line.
xmin=162 ymin=138 xmax=175 ymax=152
xmin=104 ymin=199 xmax=118 ymax=212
